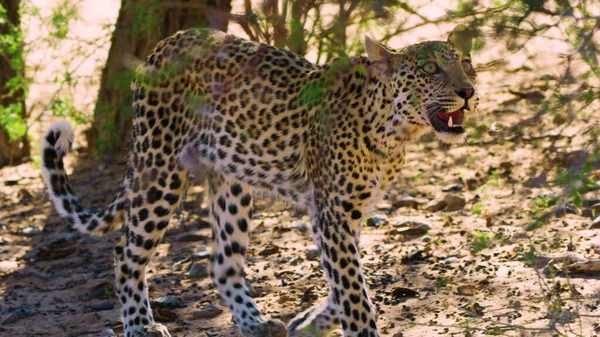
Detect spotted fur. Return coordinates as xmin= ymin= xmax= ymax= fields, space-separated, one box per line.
xmin=41 ymin=25 xmax=478 ymax=337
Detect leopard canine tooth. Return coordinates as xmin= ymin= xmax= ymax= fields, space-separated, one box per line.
xmin=448 ymin=116 xmax=454 ymax=128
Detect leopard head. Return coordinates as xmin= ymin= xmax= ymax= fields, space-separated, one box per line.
xmin=366 ymin=25 xmax=478 ymax=144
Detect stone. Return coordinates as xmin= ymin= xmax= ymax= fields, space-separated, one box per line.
xmin=306 ymin=245 xmax=320 ymax=261
xmin=20 ymin=227 xmax=42 ymax=237
xmin=393 ymin=221 xmax=431 ymax=236
xmin=442 ymin=183 xmax=464 ymax=192
xmin=186 ymin=263 xmax=209 ymax=279
xmin=443 ymin=256 xmax=459 ymax=264
xmin=391 ymin=287 xmax=420 ymax=300
xmin=151 ymin=296 xmax=184 ymax=309
xmin=194 ymin=304 xmax=223 ymax=319
xmin=392 ymin=196 xmax=421 ymax=209
xmin=425 ymin=197 xmax=446 ymax=212
xmin=444 ymin=194 xmax=466 ymax=211
xmin=366 ymin=213 xmax=388 ymax=227
xmin=591 ymin=217 xmax=600 ymax=229
xmin=259 ymin=244 xmax=281 ymax=257
xmin=291 ymin=220 xmax=309 ymax=233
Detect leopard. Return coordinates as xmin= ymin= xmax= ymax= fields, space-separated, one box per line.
xmin=41 ymin=24 xmax=478 ymax=337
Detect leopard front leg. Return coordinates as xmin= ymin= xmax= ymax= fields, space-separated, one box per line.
xmin=208 ymin=174 xmax=286 ymax=337
xmin=114 ymin=167 xmax=187 ymax=337
xmin=305 ymin=195 xmax=379 ymax=337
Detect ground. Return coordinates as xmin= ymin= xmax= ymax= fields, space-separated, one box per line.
xmin=1 ymin=68 xmax=599 ymax=336
xmin=1 ymin=4 xmax=600 ymax=336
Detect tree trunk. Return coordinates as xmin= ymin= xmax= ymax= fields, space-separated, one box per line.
xmin=87 ymin=0 xmax=232 ymax=155
xmin=0 ymin=0 xmax=30 ymax=167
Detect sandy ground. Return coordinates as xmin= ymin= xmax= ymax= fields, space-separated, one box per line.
xmin=1 ymin=1 xmax=599 ymax=337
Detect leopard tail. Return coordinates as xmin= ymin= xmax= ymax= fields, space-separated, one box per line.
xmin=41 ymin=120 xmax=127 ymax=235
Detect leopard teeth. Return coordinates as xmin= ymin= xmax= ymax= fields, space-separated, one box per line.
xmin=448 ymin=116 xmax=454 ymax=128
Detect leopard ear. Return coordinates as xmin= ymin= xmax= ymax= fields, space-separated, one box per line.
xmin=365 ymin=35 xmax=391 ymax=64
xmin=447 ymin=24 xmax=473 ymax=55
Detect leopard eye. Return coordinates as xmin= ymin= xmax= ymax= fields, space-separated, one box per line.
xmin=422 ymin=62 xmax=438 ymax=75
xmin=461 ymin=60 xmax=473 ymax=72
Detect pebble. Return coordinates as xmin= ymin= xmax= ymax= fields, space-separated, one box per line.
xmin=186 ymin=263 xmax=209 ymax=279
xmin=393 ymin=196 xmax=422 ymax=209
xmin=442 ymin=183 xmax=464 ymax=192
xmin=591 ymin=217 xmax=600 ymax=229
xmin=443 ymin=256 xmax=459 ymax=264
xmin=85 ymin=301 xmax=114 ymax=312
xmin=425 ymin=197 xmax=446 ymax=212
xmin=444 ymin=194 xmax=466 ymax=211
xmin=152 ymin=296 xmax=183 ymax=309
xmin=393 ymin=221 xmax=431 ymax=236
xmin=194 ymin=304 xmax=223 ymax=319
xmin=306 ymin=245 xmax=320 ymax=260
xmin=402 ymin=250 xmax=426 ymax=264
xmin=366 ymin=213 xmax=388 ymax=227
xmin=391 ymin=287 xmax=420 ymax=300
xmin=259 ymin=244 xmax=281 ymax=256
xmin=291 ymin=220 xmax=309 ymax=233
xmin=193 ymin=245 xmax=211 ymax=260
xmin=422 ymin=235 xmax=432 ymax=243
xmin=20 ymin=227 xmax=42 ymax=237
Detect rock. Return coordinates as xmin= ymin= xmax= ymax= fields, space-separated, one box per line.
xmin=443 ymin=256 xmax=459 ymax=264
xmin=392 ymin=196 xmax=421 ymax=209
xmin=391 ymin=287 xmax=420 ymax=300
xmin=154 ymin=307 xmax=177 ymax=322
xmin=33 ymin=233 xmax=80 ymax=260
xmin=444 ymin=194 xmax=466 ymax=211
xmin=183 ymin=293 xmax=202 ymax=302
xmin=555 ymin=204 xmax=578 ymax=217
xmin=0 ymin=308 xmax=35 ymax=325
xmin=1 ymin=312 xmax=18 ymax=325
xmin=442 ymin=183 xmax=464 ymax=192
xmin=422 ymin=235 xmax=432 ymax=243
xmin=259 ymin=244 xmax=281 ymax=257
xmin=4 ymin=178 xmax=19 ymax=186
xmin=376 ymin=202 xmax=392 ymax=211
xmin=194 ymin=304 xmax=223 ymax=319
xmin=20 ymin=227 xmax=42 ymax=237
xmin=85 ymin=301 xmax=115 ymax=312
xmin=291 ymin=220 xmax=309 ymax=233
xmin=401 ymin=250 xmax=427 ymax=264
xmin=591 ymin=217 xmax=600 ymax=229
xmin=306 ymin=245 xmax=320 ymax=261
xmin=151 ymin=296 xmax=184 ymax=309
xmin=466 ymin=178 xmax=480 ymax=191
xmin=393 ymin=221 xmax=431 ymax=236
xmin=17 ymin=188 xmax=33 ymax=202
xmin=425 ymin=198 xmax=446 ymax=212
xmin=366 ymin=213 xmax=388 ymax=227
xmin=192 ymin=245 xmax=211 ymax=260
xmin=186 ymin=263 xmax=209 ymax=279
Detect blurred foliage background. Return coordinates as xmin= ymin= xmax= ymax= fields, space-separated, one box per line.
xmin=0 ymin=0 xmax=598 ymax=211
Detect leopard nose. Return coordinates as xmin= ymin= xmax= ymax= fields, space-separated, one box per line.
xmin=456 ymin=87 xmax=475 ymax=100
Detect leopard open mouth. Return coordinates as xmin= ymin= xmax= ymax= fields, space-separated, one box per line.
xmin=431 ymin=105 xmax=469 ymax=134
